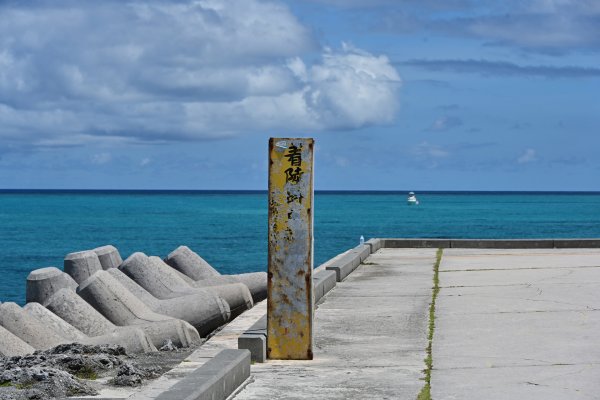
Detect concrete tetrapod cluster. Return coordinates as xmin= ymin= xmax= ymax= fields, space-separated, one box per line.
xmin=0 ymin=244 xmax=266 ymax=358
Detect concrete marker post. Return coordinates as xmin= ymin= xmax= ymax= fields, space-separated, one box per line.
xmin=267 ymin=137 xmax=314 ymax=360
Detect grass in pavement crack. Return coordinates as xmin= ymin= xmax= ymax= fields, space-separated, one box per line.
xmin=417 ymin=248 xmax=443 ymax=400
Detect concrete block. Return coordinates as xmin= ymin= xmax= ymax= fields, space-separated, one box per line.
xmin=224 ymin=272 xmax=268 ymax=303
xmin=120 ymin=252 xmax=198 ymax=299
xmin=196 ymin=282 xmax=253 ymax=319
xmin=238 ymin=315 xmax=267 ymax=362
xmin=0 ymin=324 xmax=35 ymax=357
xmin=553 ymin=239 xmax=600 ymax=248
xmin=77 ymin=271 xmax=202 ymax=348
xmin=121 ymin=253 xmax=252 ymax=319
xmin=383 ymin=238 xmax=451 ymax=248
xmin=450 ymin=239 xmax=554 ymax=249
xmin=164 ymin=245 xmax=220 ymax=280
xmin=24 ymin=302 xmax=88 ymax=342
xmin=26 ymin=266 xmax=78 ymax=305
xmin=355 ymin=244 xmax=371 ymax=262
xmin=162 ymin=259 xmax=257 ymax=311
xmin=238 ymin=334 xmax=266 ymax=363
xmin=23 ymin=302 xmax=156 ymax=349
xmin=106 ymin=268 xmax=230 ymax=337
xmin=246 ymin=314 xmax=267 ymax=335
xmin=150 ymin=256 xmax=254 ymax=310
xmin=365 ymin=238 xmax=382 ymax=253
xmin=155 ymin=349 xmax=251 ymax=400
xmin=44 ymin=288 xmax=157 ymax=353
xmin=93 ymin=245 xmax=123 ymax=270
xmin=164 ymin=246 xmax=267 ymax=302
xmin=314 ymin=269 xmax=337 ymax=303
xmin=64 ymin=250 xmax=103 ymax=284
xmin=325 ymin=246 xmax=367 ymax=282
xmin=0 ymin=302 xmax=67 ymax=350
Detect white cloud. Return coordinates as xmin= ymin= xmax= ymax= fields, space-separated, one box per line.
xmin=429 ymin=116 xmax=463 ymax=131
xmin=412 ymin=141 xmax=449 ymax=168
xmin=414 ymin=141 xmax=449 ymax=158
xmin=517 ymin=148 xmax=537 ymax=164
xmin=91 ymin=153 xmax=112 ymax=165
xmin=0 ymin=0 xmax=401 ymax=150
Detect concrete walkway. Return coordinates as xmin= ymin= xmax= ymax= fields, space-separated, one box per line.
xmin=233 ymin=248 xmax=436 ymax=400
xmin=432 ymin=248 xmax=600 ymax=400
xmin=232 ymin=247 xmax=600 ymax=400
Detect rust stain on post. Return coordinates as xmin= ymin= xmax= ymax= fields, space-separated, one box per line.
xmin=267 ymin=137 xmax=314 ymax=360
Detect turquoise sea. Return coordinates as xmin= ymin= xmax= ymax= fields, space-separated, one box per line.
xmin=1 ymin=190 xmax=600 ymax=305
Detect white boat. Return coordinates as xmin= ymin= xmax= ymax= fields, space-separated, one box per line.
xmin=407 ymin=191 xmax=419 ymax=205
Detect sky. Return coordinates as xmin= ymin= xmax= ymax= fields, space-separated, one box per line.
xmin=0 ymin=0 xmax=599 ymax=191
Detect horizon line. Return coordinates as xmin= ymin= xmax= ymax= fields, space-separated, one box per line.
xmin=1 ymin=189 xmax=600 ymax=194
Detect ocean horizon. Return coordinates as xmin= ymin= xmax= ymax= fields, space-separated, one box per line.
xmin=2 ymin=190 xmax=600 ymax=305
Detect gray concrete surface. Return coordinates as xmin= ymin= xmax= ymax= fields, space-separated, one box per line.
xmin=64 ymin=250 xmax=104 ymax=284
xmin=106 ymin=268 xmax=231 ymax=336
xmin=237 ymin=315 xmax=267 ymax=363
xmin=44 ymin=288 xmax=157 ymax=353
xmin=120 ymin=253 xmax=253 ymax=318
xmin=238 ymin=334 xmax=266 ymax=363
xmin=431 ymin=248 xmax=600 ymax=400
xmin=313 ymin=269 xmax=336 ymax=303
xmin=77 ymin=271 xmax=202 ymax=348
xmin=94 ymin=245 xmax=123 ymax=270
xmin=23 ymin=301 xmax=159 ymax=350
xmin=147 ymin=256 xmax=254 ymax=315
xmin=164 ymin=246 xmax=268 ymax=302
xmin=154 ymin=349 xmax=250 ymax=400
xmin=26 ymin=266 xmax=78 ymax=304
xmin=233 ymin=248 xmax=435 ymax=400
xmin=165 ymin=245 xmax=221 ymax=280
xmin=0 ymin=302 xmax=67 ymax=350
xmin=325 ymin=244 xmax=370 ymax=282
xmin=382 ymin=238 xmax=600 ymax=249
xmin=0 ymin=324 xmax=35 ymax=357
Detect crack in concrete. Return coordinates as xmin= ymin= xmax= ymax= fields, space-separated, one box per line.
xmin=442 ymin=265 xmax=600 ymax=272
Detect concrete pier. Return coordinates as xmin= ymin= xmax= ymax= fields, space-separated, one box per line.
xmin=232 ymin=244 xmax=600 ymax=400
xmin=3 ymin=240 xmax=599 ymax=400
xmin=431 ymin=248 xmax=600 ymax=399
xmin=233 ymin=248 xmax=434 ymax=399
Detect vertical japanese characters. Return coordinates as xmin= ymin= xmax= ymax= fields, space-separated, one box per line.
xmin=267 ymin=138 xmax=314 ymax=360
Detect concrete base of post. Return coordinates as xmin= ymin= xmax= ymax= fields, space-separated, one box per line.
xmin=77 ymin=271 xmax=201 ymax=348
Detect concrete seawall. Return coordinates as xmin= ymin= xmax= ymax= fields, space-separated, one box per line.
xmin=2 ymin=238 xmax=599 ymax=399
xmin=383 ymin=238 xmax=600 ymax=248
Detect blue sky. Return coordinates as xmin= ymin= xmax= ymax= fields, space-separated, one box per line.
xmin=0 ymin=0 xmax=599 ymax=190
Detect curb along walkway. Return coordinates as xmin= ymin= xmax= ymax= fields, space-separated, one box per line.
xmin=432 ymin=248 xmax=600 ymax=399
xmin=233 ymin=248 xmax=436 ymax=400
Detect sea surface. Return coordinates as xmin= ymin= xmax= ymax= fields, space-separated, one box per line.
xmin=1 ymin=190 xmax=600 ymax=305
